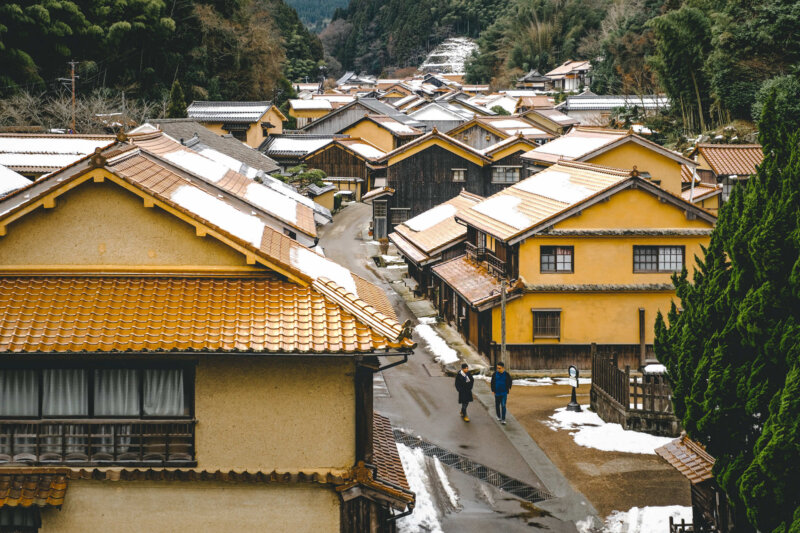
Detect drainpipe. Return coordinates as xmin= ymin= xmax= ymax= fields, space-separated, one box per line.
xmin=690 ymin=167 xmax=697 ymax=203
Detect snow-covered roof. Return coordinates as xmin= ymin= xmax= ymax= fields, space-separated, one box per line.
xmin=0 ymin=164 xmax=31 ymax=196
xmin=409 ymin=103 xmax=472 ymax=121
xmin=561 ymin=94 xmax=669 ymax=111
xmin=0 ymin=134 xmax=115 ymax=173
xmin=264 ymin=136 xmax=335 ymax=156
xmin=290 ymin=99 xmax=332 ymax=111
xmin=339 ymin=140 xmax=385 ymax=160
xmin=187 ymin=101 xmax=273 ymax=123
xmin=545 ymin=60 xmax=592 ymax=79
xmin=523 ymin=128 xmax=627 ymax=163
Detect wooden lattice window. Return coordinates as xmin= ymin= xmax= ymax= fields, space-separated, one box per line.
xmin=532 ymin=309 xmax=561 ymax=339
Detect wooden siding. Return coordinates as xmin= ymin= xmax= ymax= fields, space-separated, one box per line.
xmin=386 ymin=144 xmax=486 ymax=222
xmin=488 ymin=343 xmax=652 ymax=371
xmin=304 ymin=145 xmax=369 ymax=180
xmin=451 ymin=125 xmax=505 ymax=150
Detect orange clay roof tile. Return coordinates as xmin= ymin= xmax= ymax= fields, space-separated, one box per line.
xmin=0 ymin=469 xmax=69 ymax=508
xmin=373 ymin=412 xmax=410 ymax=491
xmin=655 ymin=434 xmax=715 ymax=485
xmin=695 ymin=144 xmax=763 ymax=176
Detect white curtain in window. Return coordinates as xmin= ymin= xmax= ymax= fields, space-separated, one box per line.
xmin=42 ymin=369 xmax=87 ymax=416
xmin=94 ymin=369 xmax=139 ymax=416
xmin=0 ymin=370 xmax=38 ymax=416
xmin=144 ymin=370 xmax=184 ymax=416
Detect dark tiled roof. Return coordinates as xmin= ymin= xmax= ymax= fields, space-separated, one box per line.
xmin=655 ymin=434 xmax=715 ymax=485
xmin=373 ymin=412 xmax=410 ymax=491
xmin=147 ymin=120 xmax=280 ymax=173
xmin=696 ymin=144 xmax=763 ymax=176
xmin=187 ymin=101 xmax=273 ymax=124
xmin=0 ymin=469 xmax=69 ymax=508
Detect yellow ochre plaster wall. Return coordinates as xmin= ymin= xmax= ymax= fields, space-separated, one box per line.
xmin=312 ymin=190 xmax=336 ymax=212
xmin=0 ymin=181 xmax=254 ymax=272
xmin=194 ymin=355 xmax=356 ymax=473
xmin=43 ymin=480 xmax=340 ymax=533
xmin=588 ymin=142 xmax=684 ymax=195
xmin=492 ymin=291 xmax=673 ymax=345
xmin=342 ymin=121 xmax=397 ymax=152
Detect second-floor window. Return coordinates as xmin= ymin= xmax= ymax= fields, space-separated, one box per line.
xmin=391 ymin=208 xmax=410 ymax=225
xmin=633 ymin=245 xmax=684 ymax=272
xmin=540 ymin=246 xmax=573 ymax=273
xmin=492 ymin=166 xmax=521 ymax=183
xmin=452 ymin=168 xmax=466 ymax=182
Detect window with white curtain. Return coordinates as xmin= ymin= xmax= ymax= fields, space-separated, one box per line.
xmin=0 ymin=367 xmax=191 ymax=418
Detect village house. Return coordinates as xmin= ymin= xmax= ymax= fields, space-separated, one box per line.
xmin=521 ymin=126 xmax=696 ymax=196
xmin=289 ymin=99 xmax=334 ymax=128
xmin=301 ymin=99 xmax=424 ymax=136
xmin=406 ymin=103 xmax=474 ymax=132
xmin=364 ymin=130 xmax=538 ymax=239
xmin=186 ymin=101 xmax=287 ymax=148
xmin=557 ymin=90 xmax=669 ymax=125
xmin=0 ymin=134 xmax=415 ymax=532
xmin=260 ymin=134 xmax=346 ymax=172
xmin=689 ymin=143 xmax=763 ymax=202
xmin=516 ymin=70 xmax=550 ymax=91
xmin=388 ymin=190 xmax=483 ymax=300
xmin=429 ymin=160 xmax=715 ymax=369
xmin=447 ymin=116 xmax=554 ymax=150
xmin=544 ymin=60 xmax=593 ymax=92
xmin=302 ymin=138 xmax=386 ymax=194
xmin=0 ymin=133 xmax=115 ymax=179
xmin=338 ymin=115 xmax=424 ymax=153
xmin=518 ymin=107 xmax=580 ymax=136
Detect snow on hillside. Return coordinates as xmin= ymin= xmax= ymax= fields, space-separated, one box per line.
xmin=420 ymin=37 xmax=478 ymax=75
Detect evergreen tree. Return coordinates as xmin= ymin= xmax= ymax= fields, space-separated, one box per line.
xmin=166 ymin=80 xmax=187 ymax=118
xmin=655 ymin=93 xmax=800 ymax=532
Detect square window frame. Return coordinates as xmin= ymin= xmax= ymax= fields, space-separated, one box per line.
xmin=540 ymin=245 xmax=574 ymax=273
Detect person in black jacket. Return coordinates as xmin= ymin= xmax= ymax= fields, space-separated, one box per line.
xmin=455 ymin=363 xmax=474 ymax=422
xmin=490 ymin=361 xmax=513 ymax=425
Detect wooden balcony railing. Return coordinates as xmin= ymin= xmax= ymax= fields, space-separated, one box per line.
xmin=0 ymin=419 xmax=196 ymax=466
xmin=465 ymin=242 xmax=485 ymax=262
xmin=485 ymin=252 xmax=507 ymax=278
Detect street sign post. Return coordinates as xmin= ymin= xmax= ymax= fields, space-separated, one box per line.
xmin=566 ymin=365 xmax=582 ymax=412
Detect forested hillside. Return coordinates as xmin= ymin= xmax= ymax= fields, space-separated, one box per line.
xmin=321 ymin=0 xmax=507 ymax=74
xmin=285 ymin=0 xmax=349 ymax=33
xmin=0 ymin=0 xmax=323 ymax=102
xmin=464 ymin=0 xmax=800 ymax=129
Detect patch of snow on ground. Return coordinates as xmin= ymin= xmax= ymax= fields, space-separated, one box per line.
xmin=643 ymin=364 xmax=666 ymax=374
xmin=515 ymin=170 xmax=596 ymax=204
xmin=245 ymin=182 xmax=298 ymax=224
xmin=163 ymin=150 xmax=229 ymax=182
xmin=171 ymin=185 xmax=264 ymax=246
xmin=420 ymin=37 xmax=478 ymax=75
xmin=432 ymin=456 xmax=459 ymax=510
xmin=472 ymin=196 xmax=530 ymax=230
xmin=289 ymin=246 xmax=359 ymax=297
xmin=397 ymin=444 xmax=444 ymax=533
xmin=414 ymin=324 xmax=459 ymax=364
xmin=575 ymin=515 xmax=598 ymax=533
xmin=604 ymin=506 xmax=692 ymax=533
xmin=547 ymin=406 xmax=674 ymax=454
xmin=417 ymin=317 xmax=437 ymax=325
xmin=405 ymin=204 xmax=457 ymax=232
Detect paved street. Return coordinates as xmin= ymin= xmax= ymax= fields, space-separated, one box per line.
xmin=319 ymin=203 xmax=589 ymax=532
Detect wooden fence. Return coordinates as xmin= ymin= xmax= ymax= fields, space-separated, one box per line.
xmin=590 ymin=346 xmax=680 ymax=436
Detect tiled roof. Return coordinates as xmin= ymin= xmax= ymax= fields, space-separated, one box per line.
xmin=393 ymin=191 xmax=482 ymax=257
xmin=377 ymin=130 xmax=491 ymax=165
xmin=112 ymin=147 xmax=317 ymax=239
xmin=680 ymin=165 xmax=696 ymax=184
xmin=521 ymin=127 xmax=628 ymax=164
xmin=695 ymin=143 xmax=762 ymax=176
xmin=142 ymin=120 xmax=280 ymax=173
xmin=373 ymin=412 xmax=410 ymax=491
xmin=432 ymin=255 xmax=505 ymax=307
xmin=357 ymin=115 xmax=424 ymax=137
xmin=0 ymin=277 xmax=396 ymax=354
xmin=682 ymin=183 xmax=721 ymax=203
xmin=561 ymin=94 xmax=669 ymax=111
xmin=187 ymin=101 xmax=273 ymax=124
xmin=655 ymin=434 xmax=715 ymax=485
xmin=0 ymin=133 xmax=115 ymax=173
xmin=263 ymin=135 xmax=336 ymax=157
xmin=0 ymin=469 xmax=69 ymax=508
xmin=527 ymin=108 xmax=579 ymax=127
xmin=545 ymin=60 xmax=592 ymax=78
xmin=389 ymin=232 xmax=429 ymax=264
xmin=0 ymin=164 xmax=30 ymax=197
xmin=457 ymin=161 xmax=631 ymax=241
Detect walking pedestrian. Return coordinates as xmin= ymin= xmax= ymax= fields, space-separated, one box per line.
xmin=490 ymin=361 xmax=512 ymax=425
xmin=455 ymin=363 xmax=474 ymax=422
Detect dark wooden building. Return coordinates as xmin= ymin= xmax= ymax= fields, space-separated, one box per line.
xmin=302 ymin=138 xmax=384 ymax=191
xmin=365 ymin=130 xmax=537 ymax=239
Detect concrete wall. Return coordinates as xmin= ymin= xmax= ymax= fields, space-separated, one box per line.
xmin=43 ymin=480 xmax=340 ymax=533
xmin=0 ymin=181 xmax=254 ymax=272
xmin=588 ymin=143 xmax=684 ymax=195
xmin=195 ymin=355 xmax=355 ymax=472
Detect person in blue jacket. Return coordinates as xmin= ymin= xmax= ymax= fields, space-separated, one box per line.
xmin=490 ymin=361 xmax=513 ymax=425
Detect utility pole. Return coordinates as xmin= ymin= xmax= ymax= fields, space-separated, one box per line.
xmin=69 ymin=60 xmax=78 ymax=132
xmin=500 ymin=278 xmax=507 ymax=365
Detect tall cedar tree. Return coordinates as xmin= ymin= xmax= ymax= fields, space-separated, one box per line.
xmin=654 ymin=92 xmax=800 ymax=532
xmin=166 ymin=80 xmax=187 ymax=118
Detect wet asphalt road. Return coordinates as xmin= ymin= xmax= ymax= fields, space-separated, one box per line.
xmin=319 ymin=203 xmax=578 ymax=532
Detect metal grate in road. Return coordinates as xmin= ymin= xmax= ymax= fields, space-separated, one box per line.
xmin=393 ymin=429 xmax=552 ymax=503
